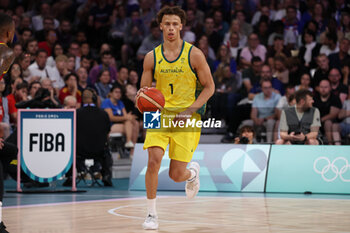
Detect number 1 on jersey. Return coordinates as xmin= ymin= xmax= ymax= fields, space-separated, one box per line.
xmin=169 ymin=83 xmax=173 ymax=94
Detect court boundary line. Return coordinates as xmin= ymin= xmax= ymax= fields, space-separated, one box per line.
xmin=4 ymin=194 xmax=350 ymax=209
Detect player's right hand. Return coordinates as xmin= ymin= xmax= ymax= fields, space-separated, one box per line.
xmin=135 ymin=86 xmax=150 ymax=101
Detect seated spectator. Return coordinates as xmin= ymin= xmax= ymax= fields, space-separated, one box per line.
xmin=240 ymin=33 xmax=267 ymax=69
xmin=298 ymin=29 xmax=321 ymax=69
xmin=18 ymin=52 xmax=31 ymax=81
xmin=225 ymin=32 xmax=242 ymax=61
xmin=223 ymin=19 xmax=247 ymax=48
xmin=28 ymin=81 xmax=41 ymax=100
xmin=288 ymin=56 xmax=307 ymax=87
xmin=243 ymin=78 xmax=281 ymax=143
xmin=88 ymin=51 xmax=117 ymax=85
xmin=101 ymin=85 xmax=139 ymax=153
xmin=295 ymin=73 xmax=313 ymax=92
xmin=236 ymin=10 xmax=253 ymax=37
xmin=67 ymin=53 xmax=76 ymax=73
xmin=124 ymin=69 xmax=141 ymax=115
xmin=25 ymin=38 xmax=39 ymax=63
xmin=313 ymin=79 xmax=342 ymax=144
xmin=13 ymin=43 xmax=23 ymax=58
xmin=328 ymin=68 xmax=348 ymax=103
xmin=213 ymin=10 xmax=229 ymax=39
xmin=273 ymin=56 xmax=289 ymax=85
xmin=136 ymin=20 xmax=162 ymax=62
xmin=319 ymin=32 xmax=339 ymax=56
xmin=35 ymin=16 xmax=55 ymax=42
xmin=99 ymin=44 xmax=117 ymax=70
xmin=46 ymin=43 xmax=64 ymax=68
xmin=4 ymin=63 xmax=23 ymax=96
xmin=312 ymin=54 xmax=330 ymax=89
xmin=32 ymin=2 xmax=59 ymax=32
xmin=19 ymin=28 xmax=32 ymax=47
xmin=267 ymin=21 xmax=284 ymax=48
xmin=266 ymin=36 xmax=291 ymax=68
xmin=95 ymin=69 xmax=112 ymax=102
xmin=212 ymin=63 xmax=242 ymax=121
xmin=241 ymin=56 xmax=263 ymax=96
xmin=40 ymin=78 xmax=60 ymax=107
xmin=80 ymin=42 xmax=91 ymax=58
xmin=328 ymin=38 xmax=350 ymax=71
xmin=28 ymin=49 xmax=56 ymax=83
xmin=50 ymin=55 xmax=69 ymax=90
xmin=256 ymin=17 xmax=270 ymax=47
xmin=63 ymin=96 xmax=77 ymax=109
xmin=80 ymin=55 xmax=92 ymax=72
xmin=38 ymin=29 xmax=57 ymax=56
xmin=249 ymin=65 xmax=284 ymax=100
xmin=197 ymin=34 xmax=216 ymax=60
xmin=276 ymin=89 xmax=321 ymax=145
xmin=276 ymin=85 xmax=296 ymax=113
xmin=57 ymin=19 xmax=72 ymax=50
xmin=335 ymin=89 xmax=350 ymax=144
xmin=114 ymin=65 xmax=129 ymax=89
xmin=282 ymin=5 xmax=301 ymax=50
xmin=58 ymin=73 xmax=82 ymax=107
xmin=198 ymin=16 xmax=223 ymax=54
xmin=213 ymin=44 xmax=237 ymax=74
xmin=77 ymin=67 xmax=94 ymax=93
xmin=68 ymin=42 xmax=81 ymax=71
xmin=234 ymin=125 xmax=256 ymax=144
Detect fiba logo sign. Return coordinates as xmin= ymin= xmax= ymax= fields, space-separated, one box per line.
xmin=20 ymin=111 xmax=74 ymax=183
xmin=313 ymin=157 xmax=350 ymax=182
xmin=29 ymin=133 xmax=65 ymax=152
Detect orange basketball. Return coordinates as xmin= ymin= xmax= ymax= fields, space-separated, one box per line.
xmin=136 ymin=88 xmax=165 ymax=113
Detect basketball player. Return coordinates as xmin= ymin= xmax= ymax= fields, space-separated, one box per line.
xmin=137 ymin=6 xmax=215 ymax=230
xmin=0 ymin=13 xmax=16 ymax=233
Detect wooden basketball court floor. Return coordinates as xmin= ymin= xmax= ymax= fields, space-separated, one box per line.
xmin=2 ymin=179 xmax=350 ymax=233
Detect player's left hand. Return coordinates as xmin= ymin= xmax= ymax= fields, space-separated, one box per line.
xmin=173 ymin=109 xmax=193 ymax=123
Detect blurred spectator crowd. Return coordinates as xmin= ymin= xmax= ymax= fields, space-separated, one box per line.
xmin=0 ymin=0 xmax=350 ymax=146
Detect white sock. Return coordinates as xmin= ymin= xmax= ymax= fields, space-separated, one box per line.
xmin=187 ymin=169 xmax=196 ymax=181
xmin=147 ymin=198 xmax=157 ymax=216
xmin=0 ymin=201 xmax=2 ymax=223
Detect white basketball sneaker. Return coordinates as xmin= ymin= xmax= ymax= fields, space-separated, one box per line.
xmin=186 ymin=162 xmax=200 ymax=199
xmin=142 ymin=214 xmax=159 ymax=230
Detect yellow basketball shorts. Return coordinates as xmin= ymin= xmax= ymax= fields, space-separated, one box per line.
xmin=143 ymin=112 xmax=201 ymax=163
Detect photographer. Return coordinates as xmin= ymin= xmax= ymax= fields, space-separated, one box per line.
xmin=234 ymin=125 xmax=255 ymax=144
xmin=276 ymin=89 xmax=321 ymax=145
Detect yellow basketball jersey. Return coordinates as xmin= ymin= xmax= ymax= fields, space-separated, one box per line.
xmin=153 ymin=41 xmax=197 ymax=110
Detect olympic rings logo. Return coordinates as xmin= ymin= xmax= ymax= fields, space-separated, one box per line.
xmin=313 ymin=157 xmax=350 ymax=182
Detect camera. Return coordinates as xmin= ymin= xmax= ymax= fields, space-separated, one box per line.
xmin=239 ymin=136 xmax=249 ymax=144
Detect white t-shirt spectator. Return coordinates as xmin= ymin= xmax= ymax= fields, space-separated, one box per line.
xmin=28 ymin=62 xmax=64 ymax=89
xmin=319 ymin=44 xmax=339 ymax=56
xmin=32 ymin=15 xmax=59 ymax=31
